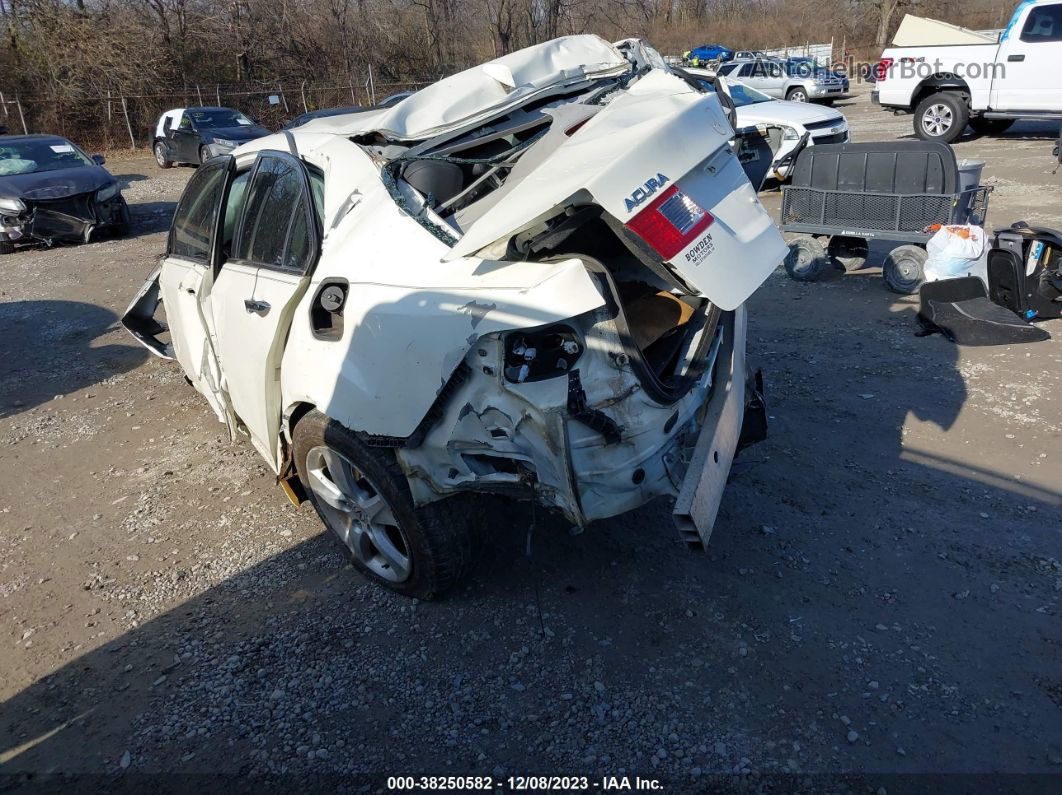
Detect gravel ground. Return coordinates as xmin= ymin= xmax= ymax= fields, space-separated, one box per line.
xmin=1 ymin=83 xmax=1061 ymax=789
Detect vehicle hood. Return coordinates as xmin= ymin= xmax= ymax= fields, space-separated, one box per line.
xmin=735 ymin=100 xmax=844 ymax=127
xmin=202 ymin=125 xmax=271 ymax=141
xmin=300 ymin=35 xmax=630 ymax=141
xmin=0 ymin=165 xmax=114 ymax=201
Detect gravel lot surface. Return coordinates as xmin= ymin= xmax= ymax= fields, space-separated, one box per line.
xmin=1 ymin=83 xmax=1060 ymax=788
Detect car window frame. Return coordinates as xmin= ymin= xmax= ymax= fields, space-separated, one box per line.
xmin=166 ymin=157 xmax=231 ymax=265
xmin=225 ymin=149 xmax=322 ymax=277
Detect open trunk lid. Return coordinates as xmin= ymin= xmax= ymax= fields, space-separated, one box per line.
xmin=442 ymin=70 xmax=787 ymax=310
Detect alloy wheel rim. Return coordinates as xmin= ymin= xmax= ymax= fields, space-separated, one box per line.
xmin=155 ymin=145 xmax=166 ymax=166
xmin=305 ymin=446 xmax=411 ymax=582
xmin=923 ymin=104 xmax=953 ymax=136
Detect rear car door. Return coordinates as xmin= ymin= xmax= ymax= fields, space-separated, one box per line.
xmin=992 ymin=2 xmax=1062 ymax=111
xmin=207 ymin=151 xmax=321 ymax=467
xmin=157 ymin=158 xmax=232 ymax=423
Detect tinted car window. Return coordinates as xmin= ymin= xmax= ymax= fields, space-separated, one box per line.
xmin=170 ymin=163 xmax=226 ymax=262
xmin=234 ymin=156 xmax=316 ymax=273
xmin=221 ymin=170 xmax=251 ymax=260
xmin=1021 ymin=3 xmax=1062 ymax=41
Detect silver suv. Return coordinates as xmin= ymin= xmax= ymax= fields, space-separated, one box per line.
xmin=716 ymin=58 xmax=847 ymax=104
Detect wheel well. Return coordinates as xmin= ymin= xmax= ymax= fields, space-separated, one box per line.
xmin=285 ymin=401 xmax=317 ymax=443
xmin=913 ymin=76 xmax=970 ymax=109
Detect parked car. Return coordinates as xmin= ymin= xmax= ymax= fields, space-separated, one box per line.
xmin=122 ymin=35 xmax=787 ymax=599
xmin=283 ymin=106 xmax=365 ymax=130
xmin=0 ymin=134 xmax=128 ymax=254
xmin=734 ymin=50 xmax=766 ymax=60
xmin=684 ymin=43 xmax=734 ymax=66
xmin=152 ymin=107 xmax=270 ymax=168
xmin=874 ymin=0 xmax=1062 ymax=142
xmin=683 ymin=68 xmax=850 ymax=179
xmin=716 ymin=57 xmax=848 ymax=103
xmin=784 ymin=56 xmax=851 ymax=93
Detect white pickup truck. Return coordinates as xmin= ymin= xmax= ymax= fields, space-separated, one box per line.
xmin=873 ymin=0 xmax=1062 ymax=142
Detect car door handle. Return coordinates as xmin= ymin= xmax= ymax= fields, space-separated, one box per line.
xmin=1008 ymin=54 xmax=1025 ymax=62
xmin=244 ymin=299 xmax=271 ymax=314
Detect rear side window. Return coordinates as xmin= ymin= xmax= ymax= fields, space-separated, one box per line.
xmin=169 ymin=163 xmax=226 ymax=262
xmin=737 ymin=63 xmax=754 ymax=77
xmin=1021 ymin=3 xmax=1062 ymax=41
xmin=233 ymin=154 xmax=317 ymax=273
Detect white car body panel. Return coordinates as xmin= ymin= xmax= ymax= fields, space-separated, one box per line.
xmin=124 ymin=35 xmax=786 ymax=544
xmin=876 ymin=0 xmax=1062 ymax=113
xmin=444 ymin=70 xmax=787 ymax=310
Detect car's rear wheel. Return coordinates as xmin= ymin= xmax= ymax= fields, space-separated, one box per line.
xmin=198 ymin=145 xmax=210 ymax=165
xmin=882 ymin=244 xmax=928 ymax=294
xmin=292 ymin=410 xmax=479 ymax=599
xmin=914 ymin=92 xmax=969 ymax=143
xmin=784 ymin=235 xmax=829 ymax=281
xmin=0 ymin=240 xmax=14 ymax=255
xmin=154 ymin=142 xmax=172 ymax=169
xmin=786 ymin=87 xmax=809 ymax=103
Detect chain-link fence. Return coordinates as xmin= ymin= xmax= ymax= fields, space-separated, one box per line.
xmin=0 ymin=76 xmax=435 ymax=151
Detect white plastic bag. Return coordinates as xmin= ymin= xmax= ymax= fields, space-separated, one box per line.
xmin=923 ymin=225 xmax=988 ymax=286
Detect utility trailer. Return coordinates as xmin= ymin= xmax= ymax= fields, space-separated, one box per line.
xmin=779 ymin=141 xmax=991 ymax=293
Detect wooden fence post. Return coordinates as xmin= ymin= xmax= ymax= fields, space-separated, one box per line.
xmin=120 ymin=94 xmax=136 ymax=149
xmin=0 ymin=90 xmax=9 ymax=121
xmin=196 ymin=84 xmax=204 ymax=105
xmin=300 ymin=80 xmax=308 ymax=113
xmin=216 ymin=84 xmax=221 ymax=105
xmin=349 ymin=82 xmax=356 ymax=104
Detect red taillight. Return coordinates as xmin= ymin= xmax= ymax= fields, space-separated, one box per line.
xmin=624 ymin=185 xmax=713 ymax=261
xmin=875 ymin=57 xmax=893 ymax=82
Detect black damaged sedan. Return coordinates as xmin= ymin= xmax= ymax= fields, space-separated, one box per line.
xmin=0 ymin=134 xmax=129 ymax=254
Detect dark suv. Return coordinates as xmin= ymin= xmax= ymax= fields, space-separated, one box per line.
xmin=152 ymin=107 xmax=270 ymax=168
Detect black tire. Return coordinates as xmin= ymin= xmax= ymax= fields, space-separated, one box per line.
xmin=828 ymin=236 xmax=869 ymax=272
xmin=0 ymin=240 xmax=14 ymax=255
xmin=198 ymin=145 xmax=210 ymax=166
xmin=112 ymin=199 xmax=131 ymax=237
xmin=292 ymin=410 xmax=479 ymax=599
xmin=882 ymin=244 xmax=928 ymax=294
xmin=784 ymin=235 xmax=829 ymax=281
xmin=914 ymin=91 xmax=969 ymax=143
xmin=154 ymin=142 xmax=172 ymax=169
xmin=786 ymin=87 xmax=809 ymax=103
xmin=968 ymin=117 xmax=1015 ymax=136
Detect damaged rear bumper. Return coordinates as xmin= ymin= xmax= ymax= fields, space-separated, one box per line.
xmin=399 ymin=299 xmax=760 ymax=547
xmin=672 ymin=305 xmax=752 ymax=548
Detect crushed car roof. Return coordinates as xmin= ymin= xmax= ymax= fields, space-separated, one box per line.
xmin=299 ymin=35 xmax=630 ymax=141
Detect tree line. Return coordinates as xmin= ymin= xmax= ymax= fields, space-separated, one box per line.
xmin=0 ymin=0 xmax=1017 ymax=145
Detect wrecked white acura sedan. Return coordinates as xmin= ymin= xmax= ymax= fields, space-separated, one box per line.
xmin=123 ymin=36 xmax=788 ymax=598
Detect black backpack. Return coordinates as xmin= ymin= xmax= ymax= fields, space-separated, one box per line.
xmin=987 ymin=222 xmax=1062 ymax=320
